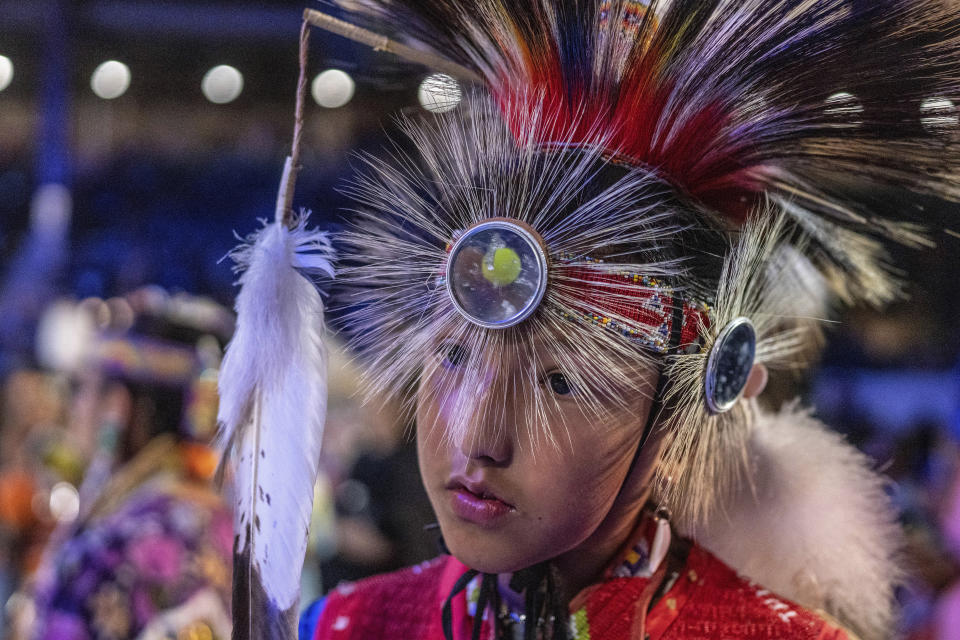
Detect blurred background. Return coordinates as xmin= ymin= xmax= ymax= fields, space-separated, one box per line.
xmin=0 ymin=1 xmax=958 ymax=639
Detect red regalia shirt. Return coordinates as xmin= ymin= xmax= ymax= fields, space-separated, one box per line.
xmin=309 ymin=516 xmax=855 ymax=640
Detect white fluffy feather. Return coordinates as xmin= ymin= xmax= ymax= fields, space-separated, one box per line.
xmin=217 ymin=213 xmax=334 ymax=638
xmin=686 ymin=401 xmax=903 ymax=640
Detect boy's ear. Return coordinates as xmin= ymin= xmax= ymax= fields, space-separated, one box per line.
xmin=742 ymin=363 xmax=768 ymax=400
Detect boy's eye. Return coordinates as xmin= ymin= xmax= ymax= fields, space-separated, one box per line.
xmin=441 ymin=343 xmax=469 ymax=368
xmin=547 ymin=372 xmax=573 ymax=396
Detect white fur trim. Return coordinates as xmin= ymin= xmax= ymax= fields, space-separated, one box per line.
xmin=686 ymin=401 xmax=902 ymax=640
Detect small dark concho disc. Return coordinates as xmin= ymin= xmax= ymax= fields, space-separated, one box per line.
xmin=704 ymin=317 xmax=756 ymax=414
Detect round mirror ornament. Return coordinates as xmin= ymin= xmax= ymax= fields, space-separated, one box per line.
xmin=445 ymin=219 xmax=548 ymax=329
xmin=704 ymin=317 xmax=757 ymax=414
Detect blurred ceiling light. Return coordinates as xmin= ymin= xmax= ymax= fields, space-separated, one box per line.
xmin=0 ymin=55 xmax=13 ymax=92
xmin=202 ymin=65 xmax=244 ymax=104
xmin=824 ymin=91 xmax=863 ymax=120
xmin=35 ymin=299 xmax=96 ymax=373
xmin=49 ymin=481 xmax=80 ymax=524
xmin=920 ymin=97 xmax=958 ymax=132
xmin=91 ymin=60 xmax=131 ymax=100
xmin=311 ymin=69 xmax=355 ymax=109
xmin=418 ymin=73 xmax=461 ymax=114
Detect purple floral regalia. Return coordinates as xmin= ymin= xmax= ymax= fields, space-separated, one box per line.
xmin=31 ymin=439 xmax=233 ymax=640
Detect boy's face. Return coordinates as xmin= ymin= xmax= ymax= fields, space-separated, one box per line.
xmin=416 ymin=338 xmax=661 ymax=574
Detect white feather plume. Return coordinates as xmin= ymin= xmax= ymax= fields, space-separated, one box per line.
xmin=687 ymin=401 xmax=903 ymax=640
xmin=217 ymin=211 xmax=334 ymax=639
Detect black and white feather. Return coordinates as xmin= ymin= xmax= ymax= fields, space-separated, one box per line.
xmin=217 ymin=212 xmax=334 ymax=640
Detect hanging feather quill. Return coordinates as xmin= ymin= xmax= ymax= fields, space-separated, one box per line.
xmin=216 ymin=22 xmax=334 ymax=640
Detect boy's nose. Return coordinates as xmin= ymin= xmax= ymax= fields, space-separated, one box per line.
xmin=459 ymin=422 xmax=512 ymax=465
xmin=457 ymin=382 xmax=513 ymax=466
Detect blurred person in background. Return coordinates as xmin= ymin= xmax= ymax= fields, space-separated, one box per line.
xmin=885 ymin=422 xmax=960 ymax=639
xmin=311 ymin=343 xmax=435 ymax=595
xmin=0 ymin=370 xmax=72 ymax=635
xmin=4 ymin=288 xmax=235 ymax=640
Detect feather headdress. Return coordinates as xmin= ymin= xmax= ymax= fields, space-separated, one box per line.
xmin=343 ymin=0 xmax=960 ymax=304
xmin=333 ymin=0 xmax=959 ymax=515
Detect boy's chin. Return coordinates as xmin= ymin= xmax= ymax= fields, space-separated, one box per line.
xmin=444 ymin=531 xmax=542 ymax=575
xmin=450 ymin=550 xmax=526 ymax=575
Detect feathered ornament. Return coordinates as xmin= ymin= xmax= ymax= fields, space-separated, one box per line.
xmin=216 ymin=23 xmax=334 ymax=640
xmin=337 ymin=100 xmax=720 ymax=451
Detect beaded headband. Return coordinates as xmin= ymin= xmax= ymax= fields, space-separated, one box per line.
xmin=440 ymin=218 xmax=711 ymax=354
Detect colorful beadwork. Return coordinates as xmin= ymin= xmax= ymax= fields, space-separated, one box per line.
xmin=599 ymin=0 xmax=651 ymax=36
xmin=438 ymin=245 xmax=711 ymax=352
xmin=555 ymin=256 xmax=711 ymax=354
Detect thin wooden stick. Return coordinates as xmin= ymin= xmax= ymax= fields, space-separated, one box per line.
xmin=302 ymin=8 xmax=482 ymax=84
xmin=276 ymin=20 xmax=311 ymax=228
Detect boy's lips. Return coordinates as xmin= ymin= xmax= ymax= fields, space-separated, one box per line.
xmin=445 ymin=476 xmax=516 ymax=526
